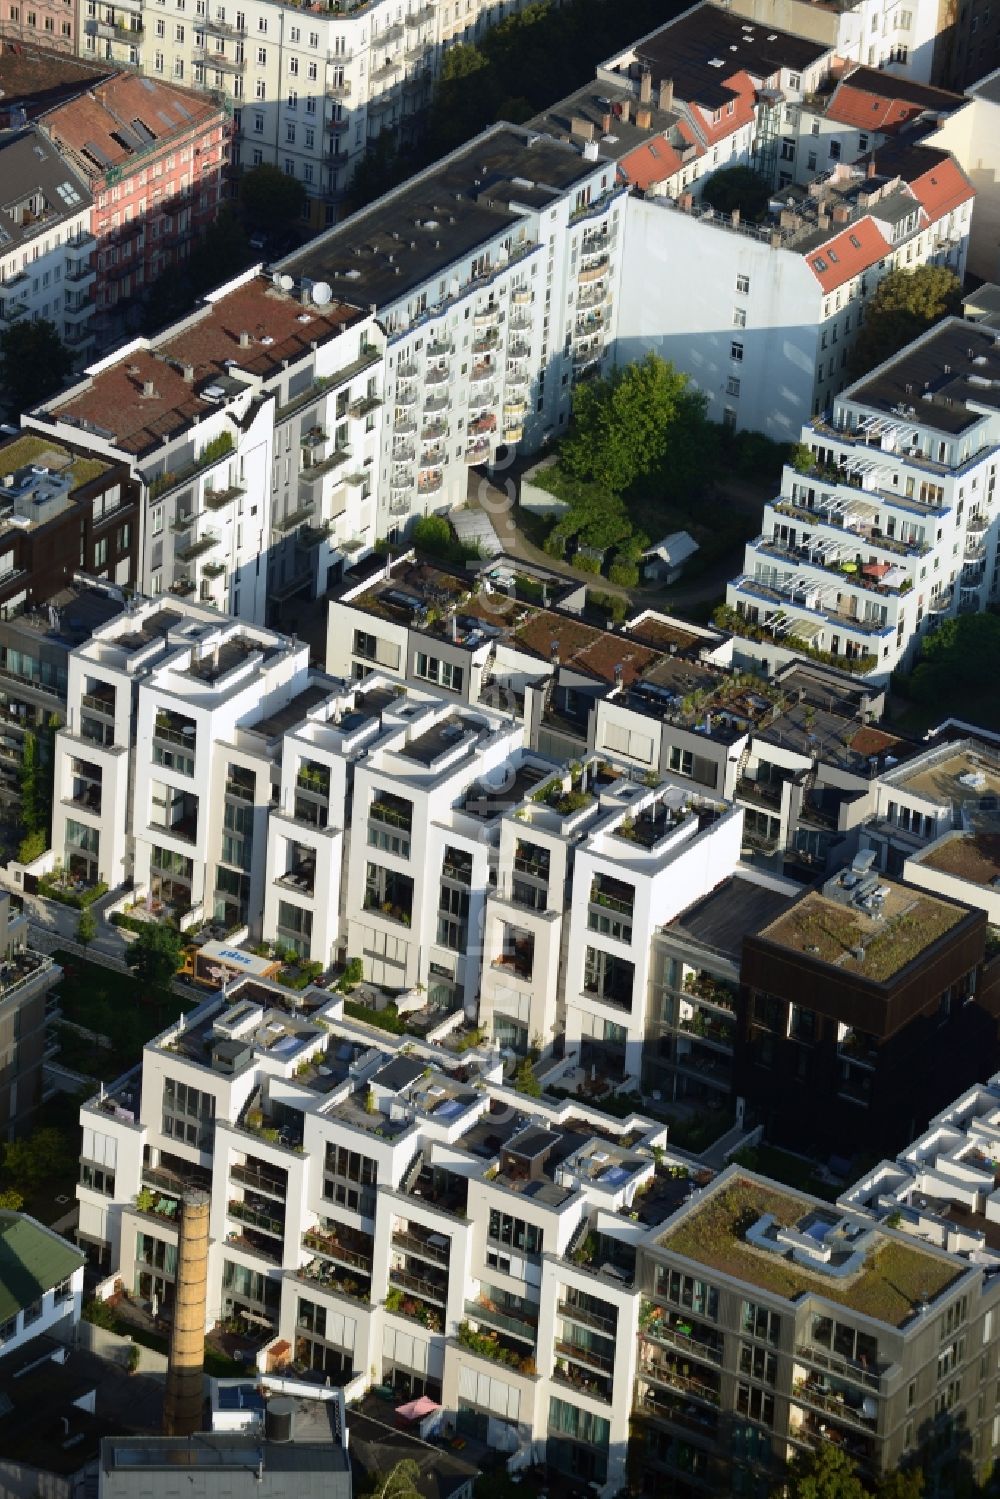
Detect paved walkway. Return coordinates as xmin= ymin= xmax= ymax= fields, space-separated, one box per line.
xmin=699 ymin=1121 xmax=757 ymax=1171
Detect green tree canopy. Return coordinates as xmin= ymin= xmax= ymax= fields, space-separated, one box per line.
xmin=850 ymin=265 xmax=962 ymax=377
xmin=0 ymin=319 xmax=73 ymax=413
xmin=559 ymin=352 xmax=708 ymax=495
xmin=4 ymin=1126 xmax=72 ymax=1187
xmin=411 ymin=514 xmax=453 ymax=557
xmin=18 ymin=731 xmax=39 ymax=837
xmin=775 ymin=1446 xmax=924 ymax=1499
xmin=362 ymin=1460 xmax=424 ymax=1499
xmin=905 ymin=611 xmax=1000 ymax=726
xmin=126 ymin=922 xmax=183 ymax=1002
xmin=76 ymin=907 xmax=97 ymax=948
xmin=700 ymin=165 xmax=773 ymax=222
xmin=239 ymin=164 xmax=307 ymax=231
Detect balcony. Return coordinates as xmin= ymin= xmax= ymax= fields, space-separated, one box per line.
xmin=418 ymin=473 xmax=443 ymax=495
xmin=425 ymin=366 xmax=449 ymax=386
xmin=640 ymin=1308 xmax=722 ymax=1365
xmin=302 ymin=1225 xmax=373 ymax=1272
xmin=388 ymin=1263 xmax=448 ymax=1306
xmin=552 ymin=1357 xmax=612 ymax=1404
xmin=736 ymin=774 xmax=784 ymax=809
xmin=578 ymin=258 xmax=610 ymax=285
xmin=640 ymin=1353 xmax=720 ymax=1407
xmin=557 ymin=1299 xmax=615 ymax=1337
xmin=176 ymin=531 xmax=220 ymax=563
xmin=466 ymin=1298 xmax=537 ymax=1344
xmin=228 ymin=1198 xmax=285 ymax=1239
xmin=392 ymin=1227 xmax=449 ymax=1266
xmin=419 ymin=448 xmax=445 ymax=469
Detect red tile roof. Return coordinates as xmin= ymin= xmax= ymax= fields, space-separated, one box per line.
xmin=693 ymin=70 xmax=756 ymax=147
xmin=826 ymin=83 xmax=926 ymax=133
xmin=42 ymin=73 xmax=222 ymax=182
xmin=51 ymin=275 xmax=364 ymax=455
xmin=906 ymin=155 xmax=974 ymax=221
xmin=804 ymin=215 xmax=893 ymax=293
xmin=619 ymin=124 xmax=700 ymax=189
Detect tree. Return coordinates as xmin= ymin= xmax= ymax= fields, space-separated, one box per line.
xmin=126 ymin=922 xmax=183 ymax=1002
xmin=850 ymin=265 xmax=962 ymax=377
xmin=559 ymin=353 xmax=708 ymax=495
xmin=362 ymin=1459 xmax=424 ymax=1499
xmin=16 ymin=829 xmax=45 ymax=865
xmin=0 ymin=1187 xmax=23 ymax=1210
xmin=17 ymin=731 xmax=39 ymax=837
xmin=240 ymin=164 xmax=307 ymax=232
xmin=347 ymin=131 xmax=411 ymax=213
xmin=76 ymin=907 xmax=97 ymax=949
xmin=700 ymin=165 xmax=772 ymax=222
xmin=514 ymin=1056 xmax=542 ymax=1097
xmin=411 ymin=514 xmax=453 ymax=557
xmin=0 ymin=319 xmax=74 ymax=412
xmin=4 ymin=1126 xmax=72 ymax=1187
xmin=905 ymin=610 xmax=1000 ymax=727
xmin=776 ymin=1445 xmax=870 ymax=1499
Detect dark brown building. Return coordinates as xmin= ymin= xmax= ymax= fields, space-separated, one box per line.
xmin=0 ymin=891 xmax=60 ymax=1134
xmin=735 ymin=860 xmax=993 ymax=1159
xmin=0 ymin=431 xmax=135 ymax=838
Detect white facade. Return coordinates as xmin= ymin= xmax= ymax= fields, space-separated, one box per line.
xmin=81 ymin=0 xmax=528 ymax=224
xmin=727 ymin=318 xmax=1000 ymax=682
xmin=0 ymin=1215 xmax=84 ymax=1357
xmin=77 ymin=979 xmax=685 ymax=1495
xmin=724 ymin=0 xmax=946 ymax=83
xmin=0 ymin=129 xmax=95 ymax=356
xmin=27 ymin=268 xmax=386 ymax=616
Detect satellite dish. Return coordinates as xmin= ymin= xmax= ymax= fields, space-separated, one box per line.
xmin=278 ymin=273 xmax=295 ymax=292
xmin=312 ymin=281 xmax=332 ymax=306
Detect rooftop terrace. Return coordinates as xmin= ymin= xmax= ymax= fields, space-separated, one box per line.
xmin=0 ymin=433 xmax=109 ymax=493
xmin=888 ymin=740 xmax=1000 ymax=814
xmin=760 ymin=878 xmax=966 ymax=981
xmin=919 ymin=832 xmax=1000 ymax=887
xmin=843 ymin=318 xmax=1000 ymax=437
xmin=46 ymin=274 xmax=365 ymax=456
xmin=659 ymin=1171 xmax=961 ymax=1327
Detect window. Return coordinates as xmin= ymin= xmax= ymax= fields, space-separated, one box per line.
xmin=742 ymin=1301 xmax=781 ymax=1345
xmin=488 ymin=1208 xmax=543 ymax=1257
xmin=733 ymin=307 xmax=747 ymax=328
xmin=161 ymin=1078 xmax=214 ymax=1148
xmin=256 ymin=44 xmax=265 ymax=63
xmin=727 ymin=376 xmax=741 ymax=397
xmin=735 ymin=273 xmax=750 ymax=295
xmin=414 ymin=653 xmax=464 ymax=692
xmin=654 ymin=1267 xmax=718 ymax=1319
xmin=583 ymin=947 xmax=634 ymax=1010
xmin=737 ymin=1384 xmax=774 ymax=1425
xmin=739 ymin=1344 xmax=777 ymax=1384
xmin=730 ymin=340 xmax=744 ymax=362
xmin=829 ymin=140 xmax=841 ymax=160
xmin=80 ymin=1161 xmax=115 ymax=1195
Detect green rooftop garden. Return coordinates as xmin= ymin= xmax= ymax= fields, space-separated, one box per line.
xmin=660 ymin=1175 xmax=961 ymax=1328
xmin=764 ymin=890 xmax=964 ymax=982
xmin=0 ymin=434 xmax=109 ymax=491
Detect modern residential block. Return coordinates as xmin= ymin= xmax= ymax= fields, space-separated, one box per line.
xmin=727 ymin=317 xmax=1000 ymax=681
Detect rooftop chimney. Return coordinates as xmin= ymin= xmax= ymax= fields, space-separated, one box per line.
xmin=600 ymin=111 xmax=612 ymax=133
xmin=163 ymin=1189 xmax=210 ymax=1438
xmin=636 ymin=105 xmax=652 ymax=129
xmin=570 ymin=115 xmax=595 ymax=141
xmin=731 ymin=208 xmax=740 ymax=227
xmin=639 ymin=68 xmax=652 ymax=105
xmin=141 ymin=380 xmax=157 ymax=399
xmin=182 ymin=364 xmax=194 ymax=383
xmin=832 ymin=203 xmax=851 ymax=224
xmin=658 ymin=77 xmax=674 ymax=113
xmin=867 ymin=158 xmax=877 ymax=179
xmin=239 ymin=330 xmax=250 ymax=348
xmin=619 ymin=97 xmax=631 ymax=124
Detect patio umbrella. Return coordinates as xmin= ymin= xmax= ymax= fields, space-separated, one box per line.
xmin=395 ymin=1395 xmax=441 ymax=1422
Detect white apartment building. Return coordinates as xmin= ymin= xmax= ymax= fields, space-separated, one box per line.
xmin=727 ymin=316 xmax=1000 ymax=681
xmin=79 ymin=0 xmax=528 ymax=226
xmin=280 ymin=123 xmax=626 ymax=527
xmin=26 ymin=267 xmax=386 ymax=619
xmin=617 ymin=146 xmax=973 ymax=440
xmin=842 ymin=1068 xmax=1000 ymax=1265
xmin=0 ymin=127 xmax=96 ymax=357
xmin=78 ymin=979 xmax=690 ymax=1493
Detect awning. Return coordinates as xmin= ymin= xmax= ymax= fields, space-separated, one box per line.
xmin=396 ymin=1395 xmax=441 ymax=1422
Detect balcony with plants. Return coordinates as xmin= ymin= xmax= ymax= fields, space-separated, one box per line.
xmin=639 ymin=1301 xmax=723 ymax=1366
xmin=384 ymin=1284 xmax=442 ymax=1331
xmin=552 ymin=1346 xmax=613 ymax=1404
xmin=364 ymin=864 xmax=414 ymax=927
xmin=639 ymin=1346 xmax=721 ymax=1407
xmin=457 ymin=1319 xmax=537 ymax=1376
xmin=492 ymin=922 xmax=534 ymax=981
xmin=681 ymin=969 xmax=736 ymax=1013
xmin=465 ymin=1288 xmax=537 ymax=1345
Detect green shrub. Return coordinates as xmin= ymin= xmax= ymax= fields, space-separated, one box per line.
xmin=572 ymin=552 xmax=601 ymax=575
xmin=589 ymin=590 xmax=626 ymax=624
xmin=83 ymin=1297 xmax=118 ymax=1330
xmin=542 ymin=528 xmax=567 ymax=559
xmin=608 ymin=558 xmax=639 ymax=588
xmin=343 ymin=998 xmax=405 ymax=1034
xmin=17 ymin=829 xmax=46 ymax=865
